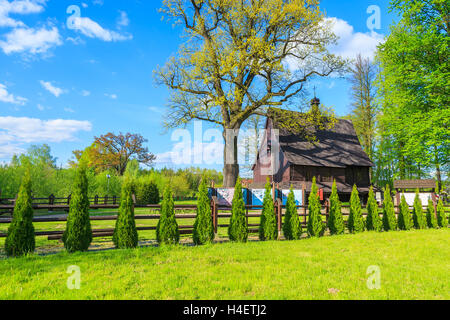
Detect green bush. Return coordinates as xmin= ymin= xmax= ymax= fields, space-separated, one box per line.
xmin=113 ymin=178 xmax=138 ymax=249
xmin=426 ymin=199 xmax=438 ymax=229
xmin=136 ymin=179 xmax=160 ymax=205
xmin=382 ymin=185 xmax=397 ymax=231
xmin=259 ymin=178 xmax=278 ymax=241
xmin=348 ymin=185 xmax=364 ymax=233
xmin=228 ymin=178 xmax=248 ymax=242
xmin=5 ymin=167 xmax=35 ymax=257
xmin=307 ymin=177 xmax=324 ymax=237
xmin=156 ymin=185 xmax=179 ymax=245
xmin=412 ymin=190 xmax=426 ymax=229
xmin=398 ymin=194 xmax=413 ymax=231
xmin=193 ymin=178 xmax=215 ymax=245
xmin=327 ymin=180 xmax=344 ymax=235
xmin=436 ymin=199 xmax=448 ymax=228
xmin=283 ymin=186 xmax=303 ymax=240
xmin=365 ymin=186 xmax=382 ymax=232
xmin=62 ymin=165 xmax=93 ymax=253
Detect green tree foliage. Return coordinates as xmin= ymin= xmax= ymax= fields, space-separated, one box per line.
xmin=382 ymin=185 xmax=398 ymax=231
xmin=283 ymin=187 xmax=303 ymax=240
xmin=436 ymin=198 xmax=448 ymax=228
xmin=5 ymin=167 xmax=35 ymax=257
xmin=426 ymin=199 xmax=438 ymax=229
xmin=193 ymin=178 xmax=215 ymax=245
xmin=113 ymin=179 xmax=138 ymax=249
xmin=62 ymin=164 xmax=93 ymax=253
xmin=156 ymin=186 xmax=179 ymax=245
xmin=259 ymin=179 xmax=278 ymax=241
xmin=327 ymin=180 xmax=344 ymax=235
xmin=398 ymin=194 xmax=413 ymax=231
xmin=136 ymin=178 xmax=160 ymax=205
xmin=412 ymin=190 xmax=426 ymax=229
xmin=366 ymin=186 xmax=382 ymax=232
xmin=307 ymin=177 xmax=324 ymax=237
xmin=228 ymin=179 xmax=248 ymax=242
xmin=348 ymin=185 xmax=365 ymax=233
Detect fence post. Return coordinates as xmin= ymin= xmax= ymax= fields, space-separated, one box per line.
xmin=211 ymin=196 xmax=218 ymax=234
xmin=67 ymin=194 xmax=71 ymax=205
xmin=325 ymin=199 xmax=330 ymax=224
xmin=276 ymin=198 xmax=282 ymax=239
xmin=104 ymin=195 xmax=109 ymax=205
xmin=94 ymin=195 xmax=99 ymax=205
xmin=113 ymin=195 xmax=117 ymax=205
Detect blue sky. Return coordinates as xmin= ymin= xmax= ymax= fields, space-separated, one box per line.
xmin=0 ymin=0 xmax=398 ymax=170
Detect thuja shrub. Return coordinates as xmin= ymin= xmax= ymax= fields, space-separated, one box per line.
xmin=259 ymin=178 xmax=278 ymax=241
xmin=307 ymin=177 xmax=324 ymax=237
xmin=426 ymin=199 xmax=438 ymax=229
xmin=136 ymin=179 xmax=160 ymax=205
xmin=382 ymin=185 xmax=397 ymax=231
xmin=348 ymin=185 xmax=364 ymax=233
xmin=283 ymin=187 xmax=302 ymax=240
xmin=228 ymin=178 xmax=248 ymax=242
xmin=436 ymin=199 xmax=448 ymax=228
xmin=113 ymin=178 xmax=138 ymax=249
xmin=193 ymin=178 xmax=215 ymax=245
xmin=327 ymin=180 xmax=344 ymax=235
xmin=156 ymin=185 xmax=179 ymax=245
xmin=365 ymin=186 xmax=382 ymax=232
xmin=62 ymin=164 xmax=93 ymax=253
xmin=398 ymin=194 xmax=413 ymax=231
xmin=5 ymin=167 xmax=35 ymax=257
xmin=412 ymin=190 xmax=426 ymax=229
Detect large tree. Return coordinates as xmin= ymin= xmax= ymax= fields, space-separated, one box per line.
xmin=156 ymin=0 xmax=346 ymax=187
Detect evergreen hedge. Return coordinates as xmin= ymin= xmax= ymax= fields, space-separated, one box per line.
xmin=193 ymin=178 xmax=215 ymax=245
xmin=259 ymin=178 xmax=278 ymax=241
xmin=283 ymin=186 xmax=302 ymax=240
xmin=62 ymin=165 xmax=92 ymax=253
xmin=156 ymin=185 xmax=179 ymax=245
xmin=327 ymin=180 xmax=344 ymax=235
xmin=5 ymin=167 xmax=35 ymax=257
xmin=412 ymin=190 xmax=426 ymax=229
xmin=136 ymin=179 xmax=159 ymax=205
xmin=398 ymin=194 xmax=413 ymax=231
xmin=426 ymin=199 xmax=438 ymax=229
xmin=382 ymin=185 xmax=397 ymax=231
xmin=228 ymin=178 xmax=248 ymax=242
xmin=365 ymin=186 xmax=382 ymax=232
xmin=307 ymin=177 xmax=324 ymax=237
xmin=436 ymin=198 xmax=448 ymax=228
xmin=348 ymin=185 xmax=364 ymax=233
xmin=113 ymin=178 xmax=138 ymax=249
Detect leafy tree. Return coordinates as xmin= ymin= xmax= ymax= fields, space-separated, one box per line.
xmin=156 ymin=185 xmax=179 ymax=245
xmin=283 ymin=187 xmax=302 ymax=240
xmin=348 ymin=185 xmax=364 ymax=233
xmin=436 ymin=198 xmax=448 ymax=228
xmin=228 ymin=178 xmax=248 ymax=242
xmin=327 ymin=180 xmax=344 ymax=235
xmin=398 ymin=194 xmax=413 ymax=230
xmin=366 ymin=186 xmax=382 ymax=232
xmin=113 ymin=178 xmax=139 ymax=249
xmin=259 ymin=178 xmax=278 ymax=241
xmin=426 ymin=199 xmax=438 ymax=229
xmin=307 ymin=177 xmax=324 ymax=237
xmin=136 ymin=178 xmax=160 ymax=205
xmin=5 ymin=167 xmax=35 ymax=257
xmin=193 ymin=178 xmax=215 ymax=245
xmin=382 ymin=185 xmax=398 ymax=231
xmin=412 ymin=190 xmax=426 ymax=229
xmin=62 ymin=164 xmax=93 ymax=253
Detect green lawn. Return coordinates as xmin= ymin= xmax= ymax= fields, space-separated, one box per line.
xmin=0 ymin=229 xmax=448 ymax=300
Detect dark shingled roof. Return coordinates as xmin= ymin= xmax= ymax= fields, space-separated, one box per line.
xmin=269 ymin=109 xmax=374 ymax=168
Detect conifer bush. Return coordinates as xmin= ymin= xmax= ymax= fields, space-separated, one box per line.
xmin=436 ymin=198 xmax=448 ymax=228
xmin=113 ymin=178 xmax=139 ymax=249
xmin=382 ymin=185 xmax=397 ymax=231
xmin=307 ymin=177 xmax=324 ymax=237
xmin=136 ymin=179 xmax=159 ymax=205
xmin=398 ymin=194 xmax=413 ymax=231
xmin=259 ymin=178 xmax=278 ymax=241
xmin=365 ymin=186 xmax=382 ymax=232
xmin=228 ymin=178 xmax=248 ymax=242
xmin=412 ymin=190 xmax=426 ymax=229
xmin=426 ymin=199 xmax=438 ymax=229
xmin=327 ymin=180 xmax=344 ymax=235
xmin=156 ymin=185 xmax=179 ymax=245
xmin=5 ymin=167 xmax=35 ymax=257
xmin=193 ymin=178 xmax=215 ymax=245
xmin=348 ymin=185 xmax=365 ymax=233
xmin=282 ymin=187 xmax=302 ymax=240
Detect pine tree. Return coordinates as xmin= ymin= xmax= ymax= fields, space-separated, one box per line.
xmin=382 ymin=185 xmax=397 ymax=231
xmin=156 ymin=185 xmax=179 ymax=245
xmin=426 ymin=199 xmax=438 ymax=229
xmin=365 ymin=186 xmax=382 ymax=232
xmin=412 ymin=190 xmax=426 ymax=229
xmin=228 ymin=178 xmax=248 ymax=242
xmin=259 ymin=178 xmax=278 ymax=241
xmin=113 ymin=178 xmax=139 ymax=249
xmin=348 ymin=185 xmax=365 ymax=233
xmin=327 ymin=180 xmax=344 ymax=235
xmin=398 ymin=194 xmax=413 ymax=231
xmin=62 ymin=164 xmax=92 ymax=253
xmin=193 ymin=178 xmax=215 ymax=245
xmin=307 ymin=177 xmax=324 ymax=237
xmin=282 ymin=186 xmax=302 ymax=240
xmin=436 ymin=198 xmax=448 ymax=228
xmin=5 ymin=167 xmax=35 ymax=257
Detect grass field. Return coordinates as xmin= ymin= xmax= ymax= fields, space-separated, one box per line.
xmin=0 ymin=229 xmax=448 ymax=300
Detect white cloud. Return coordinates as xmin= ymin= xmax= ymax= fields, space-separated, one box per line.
xmin=64 ymin=107 xmax=75 ymax=113
xmin=117 ymin=11 xmax=129 ymax=28
xmin=0 ymin=25 xmax=62 ymax=55
xmin=105 ymin=93 xmax=117 ymax=99
xmin=81 ymin=3 xmax=88 ymax=8
xmin=81 ymin=90 xmax=90 ymax=96
xmin=0 ymin=143 xmax=24 ymax=158
xmin=0 ymin=0 xmax=46 ymax=28
xmin=40 ymin=80 xmax=65 ymax=97
xmin=0 ymin=83 xmax=27 ymax=105
xmin=148 ymin=106 xmax=163 ymax=114
xmin=72 ymin=16 xmax=132 ymax=42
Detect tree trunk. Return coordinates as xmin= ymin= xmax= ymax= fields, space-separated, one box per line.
xmin=223 ymin=127 xmax=240 ymax=188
